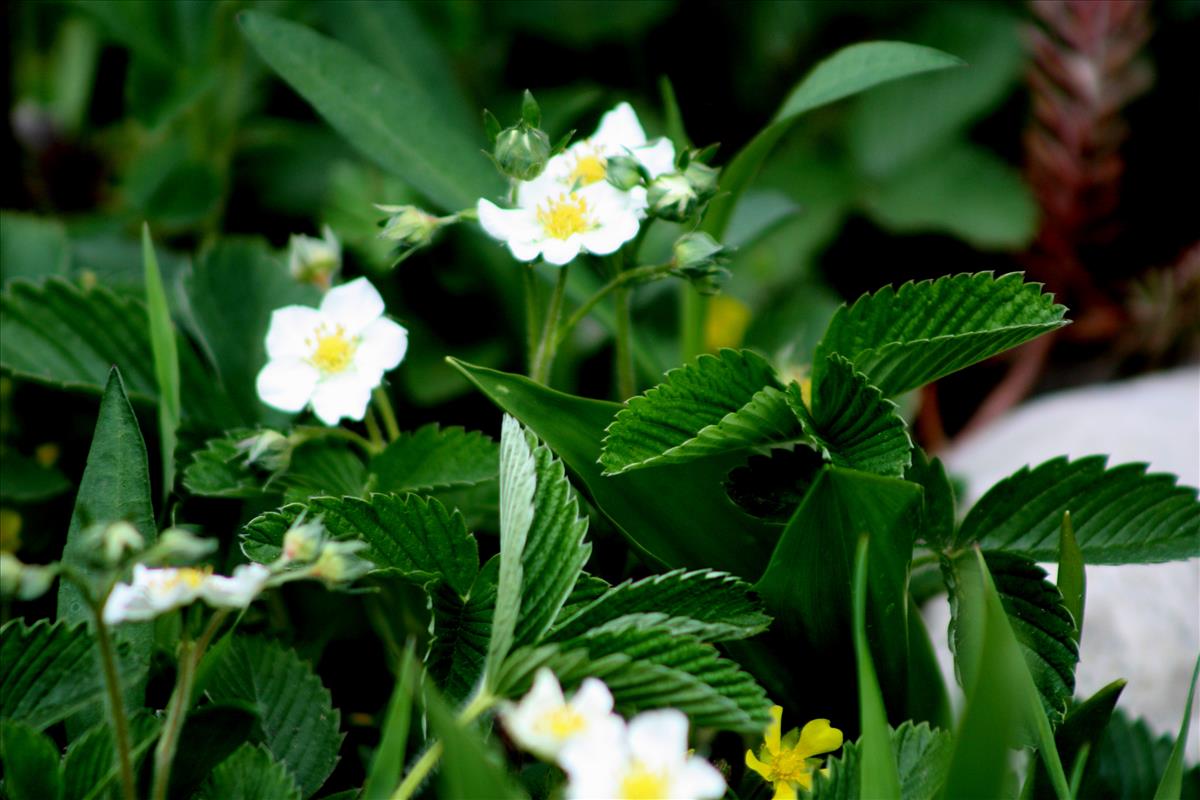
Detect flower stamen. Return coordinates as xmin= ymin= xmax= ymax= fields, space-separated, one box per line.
xmin=307 ymin=324 xmax=357 ymax=373
xmin=536 ymin=193 xmax=593 ymax=240
xmin=569 ymin=152 xmax=607 ymax=186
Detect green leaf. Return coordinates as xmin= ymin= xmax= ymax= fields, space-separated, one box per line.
xmin=1155 ymin=654 xmax=1200 ymax=800
xmin=0 ymin=720 xmax=64 ymax=800
xmin=947 ymin=552 xmax=1079 ymax=724
xmin=0 ymin=448 xmax=70 ymax=502
xmin=789 ymin=354 xmax=912 ymax=477
xmin=756 ymin=467 xmax=920 ymax=716
xmin=169 ymin=703 xmax=261 ymax=799
xmin=182 ymin=430 xmax=267 ymax=499
xmin=502 ymin=623 xmax=771 ymax=733
xmin=958 ymin=455 xmax=1200 ymax=564
xmin=906 ymin=448 xmax=956 ymax=549
xmin=853 ymin=536 xmax=902 ymax=799
xmin=449 ymin=359 xmax=777 ymax=578
xmin=424 ymin=679 xmax=525 ymax=800
xmin=206 ymin=636 xmax=343 ymax=798
xmin=703 ymin=41 xmax=964 ymax=237
xmin=906 ymin=598 xmax=952 ymax=731
xmin=600 ymin=349 xmax=801 ymax=475
xmin=0 ymin=212 xmax=71 ymax=285
xmin=141 ymin=224 xmax=180 ymax=497
xmin=184 ymin=239 xmax=321 ymax=426
xmin=0 ymin=278 xmax=235 ymax=426
xmin=429 ymin=558 xmax=497 ymax=704
xmin=813 ymin=721 xmax=953 ymax=800
xmin=1028 ymin=679 xmax=1126 ymax=800
xmin=864 ymin=142 xmax=1037 ymax=250
xmin=548 ymin=568 xmax=771 ymax=643
xmin=242 ymin=493 xmax=479 ymax=597
xmin=363 ymin=647 xmax=419 ymax=800
xmin=280 ymin=440 xmax=368 ymax=502
xmin=196 ymin=744 xmax=301 ymax=800
xmin=0 ymin=619 xmax=136 ymax=731
xmin=1079 ymin=710 xmax=1200 ymax=800
xmin=62 ymin=713 xmax=160 ymax=800
xmin=238 ymin=12 xmax=502 ymax=211
xmin=370 ymin=424 xmax=499 ymax=494
xmin=1057 ymin=511 xmax=1086 ymax=643
xmin=817 ymin=272 xmax=1067 ymax=396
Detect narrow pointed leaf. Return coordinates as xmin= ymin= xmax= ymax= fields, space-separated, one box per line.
xmin=1153 ymin=654 xmax=1200 ymax=800
xmin=141 ymin=224 xmax=179 ymax=496
xmin=424 ymin=679 xmax=525 ymax=800
xmin=600 ymin=349 xmax=801 ymax=475
xmin=789 ymin=353 xmax=912 ymax=477
xmin=363 ymin=647 xmax=418 ymax=800
xmin=958 ymin=455 xmax=1199 ymax=564
xmin=817 ymin=272 xmax=1067 ymax=396
xmin=853 ymin=536 xmax=902 ymax=799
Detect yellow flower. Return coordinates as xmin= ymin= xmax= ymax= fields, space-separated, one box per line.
xmin=745 ymin=706 xmax=842 ymax=800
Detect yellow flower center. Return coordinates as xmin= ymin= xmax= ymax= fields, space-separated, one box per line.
xmin=570 ymin=154 xmax=607 ymax=186
xmin=306 ymin=324 xmax=357 ymax=373
xmin=766 ymin=748 xmax=811 ymax=784
xmin=619 ymin=762 xmax=670 ymax=800
xmin=534 ymin=704 xmax=587 ymax=739
xmin=168 ymin=567 xmax=211 ymax=590
xmin=537 ymin=193 xmax=592 ymax=240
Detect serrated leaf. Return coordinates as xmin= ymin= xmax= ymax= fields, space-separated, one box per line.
xmin=0 ymin=619 xmax=139 ymax=731
xmin=0 ymin=448 xmax=71 ymax=502
xmin=280 ymin=440 xmax=368 ymax=502
xmin=600 ymin=349 xmax=801 ymax=475
xmin=502 ymin=623 xmax=771 ymax=733
xmin=703 ymin=41 xmax=964 ymax=237
xmin=906 ymin=448 xmax=956 ymax=549
xmin=183 ymin=239 xmax=321 ymax=426
xmin=182 ymin=430 xmax=267 ymax=498
xmin=0 ymin=278 xmax=236 ymax=426
xmin=238 ymin=12 xmax=501 ymax=211
xmin=816 ymin=272 xmax=1067 ymax=396
xmin=958 ymin=455 xmax=1200 ymax=564
xmin=812 ymin=721 xmax=953 ymax=800
xmin=429 ymin=557 xmax=497 ymax=704
xmin=207 ymin=637 xmax=343 ymax=798
xmin=946 ymin=552 xmax=1079 ymax=725
xmin=370 ymin=423 xmax=498 ymax=494
xmin=789 ymin=354 xmax=912 ymax=477
xmin=196 ymin=743 xmax=301 ymax=800
xmin=450 ymin=359 xmax=777 ymax=578
xmin=0 ymin=720 xmax=63 ymax=800
xmin=62 ymin=713 xmax=160 ymax=800
xmin=241 ymin=493 xmax=478 ymax=597
xmin=548 ymin=568 xmax=770 ymax=643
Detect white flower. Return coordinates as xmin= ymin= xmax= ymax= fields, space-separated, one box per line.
xmin=560 ymin=709 xmax=726 ymax=800
xmin=475 ymin=102 xmax=676 ymax=266
xmin=289 ymin=226 xmax=341 ymax=288
xmin=500 ymin=668 xmax=622 ymax=762
xmin=256 ymin=278 xmax=408 ymax=425
xmin=103 ymin=564 xmax=211 ymax=624
xmin=199 ymin=563 xmax=272 ymax=608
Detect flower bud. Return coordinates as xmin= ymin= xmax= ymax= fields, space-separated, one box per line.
xmin=604 ymin=154 xmax=646 ymax=191
xmin=0 ymin=552 xmax=57 ymax=600
xmin=89 ymin=521 xmax=144 ymax=566
xmin=151 ymin=528 xmax=219 ymax=564
xmin=307 ymin=540 xmax=371 ymax=587
xmin=288 ymin=226 xmax=341 ymax=289
xmin=375 ymin=204 xmax=454 ymax=266
xmin=493 ymin=123 xmax=552 ymax=181
xmin=236 ymin=429 xmax=292 ymax=473
xmin=282 ymin=517 xmax=326 ymax=563
xmin=671 ymin=232 xmax=730 ymax=295
xmin=647 ymin=173 xmax=699 ymax=222
xmin=684 ymin=161 xmax=720 ymax=203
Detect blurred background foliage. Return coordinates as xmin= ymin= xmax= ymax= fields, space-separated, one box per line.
xmin=2 ymin=1 xmax=1198 ymax=791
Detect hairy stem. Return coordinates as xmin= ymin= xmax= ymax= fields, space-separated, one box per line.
xmin=530 ymin=266 xmax=569 ymax=384
xmin=94 ymin=606 xmax=137 ymax=800
xmin=152 ymin=636 xmax=197 ymax=800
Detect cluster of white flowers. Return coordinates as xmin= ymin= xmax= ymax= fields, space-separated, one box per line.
xmin=256 ymin=277 xmax=407 ymax=425
xmin=478 ymin=103 xmax=676 ymax=266
xmin=500 ymin=668 xmax=725 ymax=800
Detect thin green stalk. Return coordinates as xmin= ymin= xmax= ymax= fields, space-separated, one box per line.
xmin=295 ymin=426 xmax=379 ymax=456
xmin=530 ymin=265 xmax=570 ymax=384
xmin=391 ymin=691 xmax=495 ymax=800
xmin=365 ymin=407 xmax=385 ymax=449
xmin=372 ymin=387 xmax=401 ymax=442
xmin=93 ymin=605 xmax=137 ymax=800
xmin=680 ymin=285 xmax=706 ymax=361
xmin=152 ymin=637 xmax=197 ymax=800
xmin=614 ymin=282 xmax=635 ymax=400
xmin=523 ymin=265 xmax=540 ymax=374
xmin=555 ymin=262 xmax=672 ymax=347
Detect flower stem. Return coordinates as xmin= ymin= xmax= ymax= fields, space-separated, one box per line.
xmin=523 ymin=265 xmax=540 ymax=375
xmin=152 ymin=635 xmax=197 ymax=800
xmin=555 ymin=262 xmax=672 ymax=347
xmin=372 ymin=387 xmax=401 ymax=442
xmin=365 ymin=407 xmax=385 ymax=449
xmin=680 ymin=284 xmax=706 ymax=362
xmin=391 ymin=691 xmax=496 ymax=800
xmin=530 ymin=265 xmax=569 ymax=384
xmin=93 ymin=605 xmax=137 ymax=800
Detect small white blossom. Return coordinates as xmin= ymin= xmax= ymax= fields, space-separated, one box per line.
xmin=256 ymin=278 xmax=408 ymax=426
xmin=476 ymin=102 xmax=676 ymax=266
xmin=560 ymin=709 xmax=726 ymax=800
xmin=103 ymin=564 xmax=211 ymax=624
xmin=500 ymin=668 xmax=622 ymax=762
xmin=199 ymin=563 xmax=272 ymax=608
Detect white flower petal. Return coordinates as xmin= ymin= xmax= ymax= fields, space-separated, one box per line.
xmin=626 ymin=709 xmax=690 ymax=772
xmin=201 ymin=564 xmax=271 ymax=608
xmin=633 ymin=137 xmax=677 ymax=179
xmin=310 ymin=370 xmax=375 ymax=425
xmin=265 ymin=306 xmax=323 ymax=360
xmin=509 ymin=239 xmax=543 ymax=262
xmin=570 ymin=678 xmax=614 ymax=717
xmin=256 ymin=359 xmax=320 ymax=413
xmin=541 ymin=237 xmax=583 ymax=266
xmin=579 ymin=212 xmax=639 ymax=255
xmin=356 ymin=317 xmax=408 ymax=374
xmin=479 ymin=199 xmax=540 ymax=243
xmin=518 ymin=162 xmax=572 ymax=206
xmin=103 ymin=582 xmax=148 ymax=624
xmin=320 ymin=277 xmax=385 ymax=335
xmin=675 ymin=756 xmax=727 ymax=799
xmin=591 ymin=102 xmax=647 ymax=151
